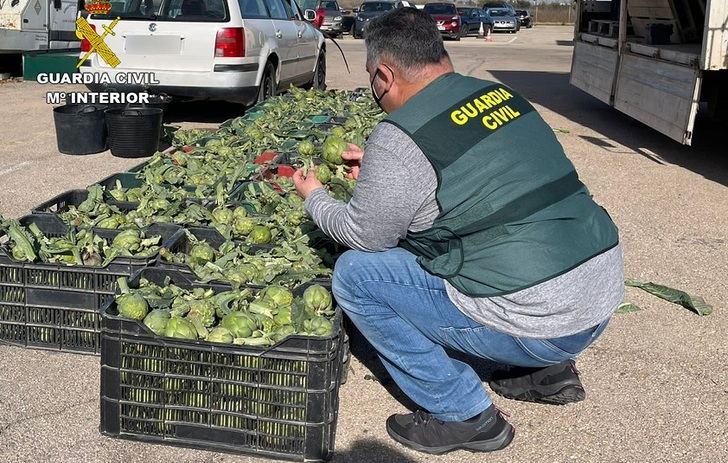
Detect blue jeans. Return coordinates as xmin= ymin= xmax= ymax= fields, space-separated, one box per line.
xmin=332 ymin=248 xmax=610 ymax=422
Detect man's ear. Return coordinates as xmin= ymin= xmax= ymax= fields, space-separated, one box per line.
xmin=375 ymin=64 xmax=395 ymax=87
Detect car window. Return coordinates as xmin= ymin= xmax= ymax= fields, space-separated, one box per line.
xmin=489 ymin=9 xmax=510 ymax=17
xmin=423 ymin=3 xmax=455 ymax=14
xmin=296 ymin=0 xmax=316 ymax=10
xmin=283 ymin=0 xmax=301 ymax=19
xmin=320 ymin=0 xmax=338 ymax=9
xmin=361 ymin=2 xmax=394 ymax=12
xmin=265 ymin=0 xmax=289 ymax=19
xmin=239 ymin=0 xmax=269 ymax=18
xmin=101 ymin=0 xmax=228 ymax=21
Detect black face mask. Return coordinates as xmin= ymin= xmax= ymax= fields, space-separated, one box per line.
xmin=370 ymin=65 xmax=392 ymax=112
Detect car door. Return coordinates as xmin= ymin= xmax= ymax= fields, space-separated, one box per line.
xmin=286 ymin=0 xmax=318 ymax=80
xmin=263 ymin=0 xmax=299 ymax=84
xmin=471 ymin=9 xmax=482 ymax=33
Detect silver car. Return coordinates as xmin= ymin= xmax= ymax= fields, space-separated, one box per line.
xmin=487 ymin=8 xmax=519 ymax=33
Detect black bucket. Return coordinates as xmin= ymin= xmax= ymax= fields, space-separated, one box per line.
xmin=53 ymin=104 xmax=107 ymax=155
xmin=105 ymin=107 xmax=163 ymax=158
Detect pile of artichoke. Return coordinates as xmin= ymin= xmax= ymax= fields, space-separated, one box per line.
xmin=116 ymin=277 xmax=336 ymax=346
xmin=0 ymin=215 xmax=161 ymax=267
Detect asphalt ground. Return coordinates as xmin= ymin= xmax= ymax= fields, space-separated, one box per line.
xmin=0 ymin=27 xmax=727 ymax=463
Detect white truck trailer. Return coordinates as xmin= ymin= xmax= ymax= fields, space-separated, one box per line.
xmin=570 ymin=0 xmax=728 ymax=145
xmin=0 ymin=0 xmax=80 ymax=54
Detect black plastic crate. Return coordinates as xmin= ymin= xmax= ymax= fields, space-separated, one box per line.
xmin=126 ymin=161 xmax=148 ymax=173
xmin=157 ymin=227 xmax=274 ymax=283
xmin=32 ymin=189 xmax=138 ymax=217
xmin=100 ymin=268 xmax=344 ymax=462
xmin=0 ymin=216 xmax=180 ymax=355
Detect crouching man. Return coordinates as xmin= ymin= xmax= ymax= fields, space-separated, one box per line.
xmin=293 ymin=7 xmax=624 ymax=455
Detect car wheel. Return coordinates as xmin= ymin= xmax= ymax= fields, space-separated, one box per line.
xmin=312 ymin=51 xmax=326 ymax=91
xmin=453 ymin=32 xmax=461 ymax=41
xmin=460 ymin=25 xmax=468 ymax=37
xmin=257 ymin=61 xmax=276 ymax=103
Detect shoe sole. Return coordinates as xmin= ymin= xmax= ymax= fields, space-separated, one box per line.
xmin=490 ymin=382 xmax=586 ymax=405
xmin=385 ymin=421 xmax=515 ymax=455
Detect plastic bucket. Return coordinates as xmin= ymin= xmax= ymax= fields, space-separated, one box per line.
xmin=105 ymin=107 xmax=163 ymax=158
xmin=53 ymin=104 xmax=107 ymax=155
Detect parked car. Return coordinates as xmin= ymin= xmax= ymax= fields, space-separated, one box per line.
xmin=424 ymin=2 xmax=462 ymax=40
xmin=483 ymin=2 xmax=515 ymax=14
xmin=300 ymin=0 xmax=345 ymax=37
xmin=82 ymin=0 xmax=326 ymax=105
xmin=340 ymin=10 xmax=356 ymax=34
xmin=352 ymin=1 xmax=410 ymax=39
xmin=515 ymin=9 xmax=532 ymax=28
xmin=457 ymin=7 xmax=493 ymax=36
xmin=487 ymin=7 xmax=519 ymax=33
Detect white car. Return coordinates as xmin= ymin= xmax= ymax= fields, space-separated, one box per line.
xmin=81 ymin=0 xmax=326 ymax=104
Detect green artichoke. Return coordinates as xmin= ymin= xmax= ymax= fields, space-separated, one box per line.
xmin=143 ymin=309 xmax=171 ymax=335
xmin=298 ymin=140 xmax=315 ymax=156
xmin=248 ymin=225 xmax=272 ymax=244
xmin=221 ymin=311 xmax=255 ymax=338
xmin=206 ymin=327 xmax=234 ymax=344
xmin=315 ymin=164 xmax=332 ymax=184
xmin=164 ymin=316 xmax=198 ymax=340
xmin=260 ymin=285 xmax=294 ymax=308
xmin=323 ymin=136 xmax=347 ymax=165
xmin=303 ymin=285 xmax=333 ymax=316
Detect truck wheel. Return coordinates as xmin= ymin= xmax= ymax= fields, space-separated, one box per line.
xmin=312 ymin=51 xmax=326 ymax=91
xmin=257 ymin=61 xmax=276 ymax=103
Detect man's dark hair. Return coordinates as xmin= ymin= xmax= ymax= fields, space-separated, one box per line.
xmin=365 ymin=8 xmax=449 ymax=76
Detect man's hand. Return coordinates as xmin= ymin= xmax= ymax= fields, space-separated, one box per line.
xmin=293 ymin=167 xmax=324 ymax=199
xmin=342 ymin=143 xmax=363 ymax=180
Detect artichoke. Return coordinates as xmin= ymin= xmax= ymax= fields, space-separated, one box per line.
xmin=303 ymin=285 xmax=333 ymax=316
xmin=260 ymin=285 xmax=294 ymax=308
xmin=303 ymin=315 xmax=333 ymax=336
xmin=190 ymin=242 xmax=216 ymax=266
xmin=248 ymin=225 xmax=272 ymax=244
xmin=117 ymin=292 xmax=149 ymax=321
xmin=164 ymin=316 xmax=198 ymax=340
xmin=112 ymin=229 xmax=142 ymax=252
xmin=323 ymin=136 xmax=347 ymax=165
xmin=221 ymin=311 xmax=255 ymax=338
xmin=331 ymin=126 xmax=347 ymax=139
xmin=315 ymin=164 xmax=332 ymax=184
xmin=212 ymin=207 xmax=233 ymax=225
xmin=233 ymin=217 xmax=257 ymax=236
xmin=143 ymin=309 xmax=171 ymax=335
xmin=206 ymin=327 xmax=234 ymax=344
xmin=298 ymin=140 xmax=315 ymax=156
xmin=232 ymin=206 xmax=248 ymax=220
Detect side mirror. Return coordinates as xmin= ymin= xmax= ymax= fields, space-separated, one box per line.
xmin=304 ymin=9 xmax=316 ymax=21
xmin=353 ymin=7 xmax=358 ymax=13
xmin=53 ymin=0 xmax=62 ymax=9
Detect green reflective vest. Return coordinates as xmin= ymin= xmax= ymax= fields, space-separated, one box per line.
xmin=386 ymin=73 xmax=619 ymax=297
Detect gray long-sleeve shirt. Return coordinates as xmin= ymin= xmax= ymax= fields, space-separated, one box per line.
xmin=305 ymin=122 xmax=624 ymax=338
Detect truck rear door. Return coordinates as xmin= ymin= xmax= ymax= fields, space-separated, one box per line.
xmin=614 ymin=53 xmax=701 ymax=145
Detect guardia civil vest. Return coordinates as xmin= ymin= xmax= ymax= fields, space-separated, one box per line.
xmin=386 ymin=73 xmax=619 ymax=297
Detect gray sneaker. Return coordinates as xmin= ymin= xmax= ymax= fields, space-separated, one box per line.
xmin=489 ymin=360 xmax=586 ymax=405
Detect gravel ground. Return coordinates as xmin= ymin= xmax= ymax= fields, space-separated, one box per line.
xmin=0 ymin=27 xmax=726 ymax=463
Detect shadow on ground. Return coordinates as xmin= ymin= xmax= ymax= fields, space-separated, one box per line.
xmin=488 ymin=70 xmax=728 ymax=187
xmin=345 ymin=319 xmax=503 ymax=413
xmin=333 ymin=438 xmax=419 ymax=462
xmin=162 ymin=100 xmax=247 ymax=124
